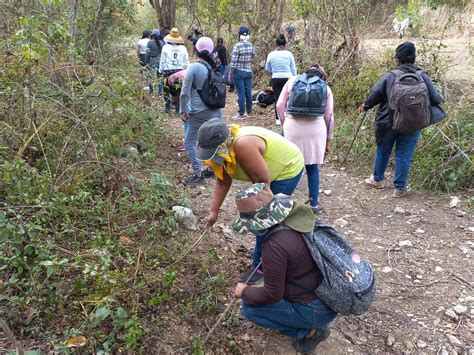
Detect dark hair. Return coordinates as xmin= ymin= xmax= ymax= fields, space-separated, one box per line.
xmin=306 ymin=64 xmax=328 ymax=81
xmin=398 ymin=55 xmax=416 ymax=64
xmin=276 ymin=34 xmax=286 ymax=47
xmin=395 ymin=42 xmax=416 ymax=64
xmin=142 ymin=30 xmax=151 ymax=39
xmin=217 ymin=37 xmax=224 ymax=44
xmin=197 ymin=50 xmax=217 ymax=69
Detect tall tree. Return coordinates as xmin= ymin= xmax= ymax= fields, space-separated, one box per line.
xmin=149 ymin=0 xmax=176 ymax=28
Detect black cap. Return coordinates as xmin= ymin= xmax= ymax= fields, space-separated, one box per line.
xmin=197 ymin=118 xmax=230 ymax=160
xmin=395 ymin=42 xmax=416 ymax=60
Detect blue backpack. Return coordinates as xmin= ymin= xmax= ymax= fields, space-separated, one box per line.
xmin=267 ymin=220 xmax=376 ymax=316
xmin=286 ymin=74 xmax=328 ymax=116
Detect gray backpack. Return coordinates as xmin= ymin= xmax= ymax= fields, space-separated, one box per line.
xmin=286 ymin=74 xmax=328 ymax=116
xmin=389 ymin=69 xmax=431 ymax=133
xmin=267 ymin=221 xmax=376 ymax=316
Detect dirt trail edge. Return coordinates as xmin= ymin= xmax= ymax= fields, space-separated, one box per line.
xmin=153 ymin=93 xmax=473 ymax=354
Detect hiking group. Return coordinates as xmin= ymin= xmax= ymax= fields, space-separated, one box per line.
xmin=137 ymin=27 xmax=445 ymax=352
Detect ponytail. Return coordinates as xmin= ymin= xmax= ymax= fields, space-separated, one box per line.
xmin=197 ymin=50 xmax=217 ymax=69
xmin=276 ymin=34 xmax=286 ymax=47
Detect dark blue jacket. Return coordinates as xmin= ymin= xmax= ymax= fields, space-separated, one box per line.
xmin=363 ymin=64 xmax=445 ymax=142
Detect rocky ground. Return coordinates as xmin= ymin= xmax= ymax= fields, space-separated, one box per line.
xmin=152 ymin=91 xmax=473 ymax=354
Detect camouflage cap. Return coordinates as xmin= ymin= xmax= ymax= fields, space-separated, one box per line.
xmin=232 ymin=183 xmax=294 ymax=233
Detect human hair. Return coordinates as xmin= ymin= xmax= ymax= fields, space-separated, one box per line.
xmin=217 ymin=37 xmax=224 ymax=44
xmin=142 ymin=30 xmax=151 ymax=39
xmin=306 ymin=64 xmax=328 ymax=81
xmin=197 ymin=50 xmax=217 ymax=69
xmin=398 ymin=55 xmax=416 ymax=64
xmin=276 ymin=34 xmax=286 ymax=47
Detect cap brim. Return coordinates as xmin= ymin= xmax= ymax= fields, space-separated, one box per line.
xmin=197 ymin=146 xmax=219 ymax=161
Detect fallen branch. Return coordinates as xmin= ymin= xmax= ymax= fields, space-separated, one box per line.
xmin=0 ymin=318 xmax=24 ymax=355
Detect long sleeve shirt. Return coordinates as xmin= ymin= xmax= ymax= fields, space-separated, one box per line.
xmin=159 ymin=44 xmax=189 ymax=73
xmin=242 ymin=228 xmax=321 ymax=305
xmin=230 ymin=41 xmax=255 ymax=72
xmin=276 ymin=76 xmax=335 ymax=139
xmin=265 ymin=50 xmax=297 ymax=78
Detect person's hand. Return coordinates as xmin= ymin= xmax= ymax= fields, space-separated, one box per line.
xmin=325 ymin=139 xmax=331 ymax=154
xmin=181 ymin=113 xmax=189 ymax=122
xmin=234 ymin=282 xmax=248 ymax=298
xmin=206 ymin=210 xmax=218 ymax=229
xmin=358 ymin=104 xmax=366 ymax=113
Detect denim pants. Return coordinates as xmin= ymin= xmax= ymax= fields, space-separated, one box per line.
xmin=305 ymin=164 xmax=320 ymax=207
xmin=242 ymin=298 xmax=336 ymax=339
xmin=233 ymin=69 xmax=253 ymax=115
xmin=373 ymin=129 xmax=421 ymax=189
xmin=252 ymin=170 xmax=303 ymax=268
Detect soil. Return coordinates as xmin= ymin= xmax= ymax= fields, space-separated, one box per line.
xmin=152 ymin=91 xmax=473 ymax=354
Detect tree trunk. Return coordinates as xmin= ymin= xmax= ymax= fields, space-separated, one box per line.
xmin=86 ymin=0 xmax=107 ymax=65
xmin=273 ymin=0 xmax=285 ymax=36
xmin=153 ymin=0 xmax=164 ymax=28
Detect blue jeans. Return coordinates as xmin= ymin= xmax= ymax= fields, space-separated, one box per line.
xmin=305 ymin=164 xmax=320 ymax=207
xmin=252 ymin=170 xmax=303 ymax=268
xmin=233 ymin=69 xmax=253 ymax=115
xmin=373 ymin=129 xmax=421 ymax=189
xmin=242 ymin=298 xmax=336 ymax=339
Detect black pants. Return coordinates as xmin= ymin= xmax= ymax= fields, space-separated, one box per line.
xmin=271 ymin=77 xmax=289 ymax=120
xmin=162 ymin=70 xmax=179 ymax=112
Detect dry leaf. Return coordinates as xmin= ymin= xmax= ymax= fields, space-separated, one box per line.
xmin=24 ymin=308 xmax=37 ymax=325
xmin=65 ymin=336 xmax=87 ymax=348
xmin=119 ymin=236 xmax=134 ymax=245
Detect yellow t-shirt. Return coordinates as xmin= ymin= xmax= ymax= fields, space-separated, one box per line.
xmin=226 ymin=126 xmax=304 ymax=182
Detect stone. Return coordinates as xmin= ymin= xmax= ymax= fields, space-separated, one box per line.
xmin=172 ymin=206 xmax=198 ymax=230
xmin=447 ymin=334 xmax=462 ymax=347
xmin=415 ymin=228 xmax=425 ymax=234
xmin=323 ymin=189 xmax=332 ymax=196
xmin=468 ymin=227 xmax=474 ymax=232
xmin=465 ymin=296 xmax=474 ymax=304
xmin=399 ymin=240 xmax=413 ymax=247
xmin=453 ymin=304 xmax=468 ymax=315
xmin=335 ymin=218 xmax=349 ymax=228
xmin=439 ymin=349 xmax=449 ymax=355
xmin=403 ymin=340 xmax=414 ymax=349
xmin=416 ymin=339 xmax=428 ymax=349
xmin=449 ymin=196 xmax=460 ymax=208
xmin=382 ymin=266 xmax=393 ymax=273
xmin=386 ymin=335 xmax=395 ymax=347
xmin=394 ymin=206 xmax=406 ymax=214
xmin=435 ymin=266 xmax=444 ymax=273
xmin=456 ymin=210 xmax=467 ymax=217
xmin=445 ymin=308 xmax=459 ymax=321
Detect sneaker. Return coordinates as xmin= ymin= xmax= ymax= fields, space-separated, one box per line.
xmin=184 ymin=174 xmax=205 ymax=186
xmin=275 ymin=119 xmax=281 ymax=126
xmin=201 ymin=168 xmax=215 ymax=179
xmin=393 ymin=187 xmax=411 ymax=198
xmin=244 ymin=112 xmax=251 ymax=118
xmin=292 ymin=328 xmax=331 ymax=353
xmin=240 ymin=268 xmax=264 ymax=285
xmin=364 ymin=175 xmax=384 ymax=189
xmin=176 ymin=143 xmax=185 ymax=151
xmin=310 ymin=205 xmax=323 ymax=214
xmin=232 ymin=113 xmax=246 ymax=120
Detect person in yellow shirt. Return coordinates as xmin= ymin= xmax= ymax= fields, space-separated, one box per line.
xmin=197 ymin=118 xmax=304 ymax=284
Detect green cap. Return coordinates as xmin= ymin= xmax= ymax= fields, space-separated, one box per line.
xmin=232 ymin=183 xmax=294 ymax=232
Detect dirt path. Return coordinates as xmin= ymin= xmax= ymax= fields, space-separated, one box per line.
xmin=153 ymin=92 xmax=473 ymax=354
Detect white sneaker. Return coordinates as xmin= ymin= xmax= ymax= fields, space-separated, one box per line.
xmin=232 ymin=113 xmax=246 ymax=120
xmin=275 ymin=119 xmax=281 ymax=126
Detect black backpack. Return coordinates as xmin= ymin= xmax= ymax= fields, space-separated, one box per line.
xmin=389 ymin=69 xmax=431 ymax=133
xmin=286 ymin=74 xmax=328 ymax=116
xmin=195 ymin=62 xmax=226 ymax=109
xmin=252 ymin=90 xmax=275 ymax=108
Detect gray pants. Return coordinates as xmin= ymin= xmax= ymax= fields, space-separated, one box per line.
xmin=184 ymin=108 xmax=223 ymax=176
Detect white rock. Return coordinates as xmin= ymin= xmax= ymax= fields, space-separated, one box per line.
xmin=323 ymin=190 xmax=332 ymax=196
xmin=453 ymin=304 xmax=468 ymax=315
xmin=399 ymin=240 xmax=413 ymax=247
xmin=435 ymin=266 xmax=444 ymax=273
xmin=445 ymin=308 xmax=459 ymax=320
xmin=439 ymin=349 xmax=449 ymax=355
xmin=456 ymin=210 xmax=467 ymax=217
xmin=465 ymin=296 xmax=474 ymax=304
xmin=416 ymin=339 xmax=427 ymax=349
xmin=447 ymin=334 xmax=462 ymax=347
xmin=415 ymin=228 xmax=425 ymax=234
xmin=172 ymin=206 xmax=198 ymax=230
xmin=386 ymin=334 xmax=395 ymax=346
xmin=335 ymin=218 xmax=349 ymax=228
xmin=382 ymin=266 xmax=393 ymax=273
xmin=449 ymin=196 xmax=460 ymax=208
xmin=394 ymin=206 xmax=406 ymax=214
xmin=469 ymin=227 xmax=474 ymax=232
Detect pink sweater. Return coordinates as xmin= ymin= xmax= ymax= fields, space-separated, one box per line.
xmin=276 ymin=76 xmax=334 ymax=139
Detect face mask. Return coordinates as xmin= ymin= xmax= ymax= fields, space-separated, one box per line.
xmin=210 ymin=154 xmax=224 ymax=165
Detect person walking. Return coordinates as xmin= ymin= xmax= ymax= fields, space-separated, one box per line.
xmin=276 ymin=64 xmax=334 ymax=213
xmin=265 ymin=34 xmax=297 ymax=126
xmin=159 ymin=28 xmax=189 ymax=113
xmin=232 ymin=183 xmax=337 ymax=353
xmin=213 ymin=37 xmax=228 ymax=74
xmin=359 ymin=42 xmax=444 ymax=197
xmin=197 ymin=118 xmax=304 ymax=283
xmin=144 ymin=29 xmax=163 ymax=95
xmin=136 ymin=30 xmax=151 ymax=68
xmin=179 ymin=38 xmax=223 ymax=186
xmin=228 ymin=26 xmax=255 ymax=120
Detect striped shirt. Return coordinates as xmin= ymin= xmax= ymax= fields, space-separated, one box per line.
xmin=230 ymin=41 xmax=255 ymax=72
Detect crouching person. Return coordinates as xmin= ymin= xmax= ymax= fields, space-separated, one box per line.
xmin=232 ymin=183 xmax=337 ymax=352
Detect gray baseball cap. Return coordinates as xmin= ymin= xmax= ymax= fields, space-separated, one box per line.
xmin=197 ymin=118 xmax=230 ymax=161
